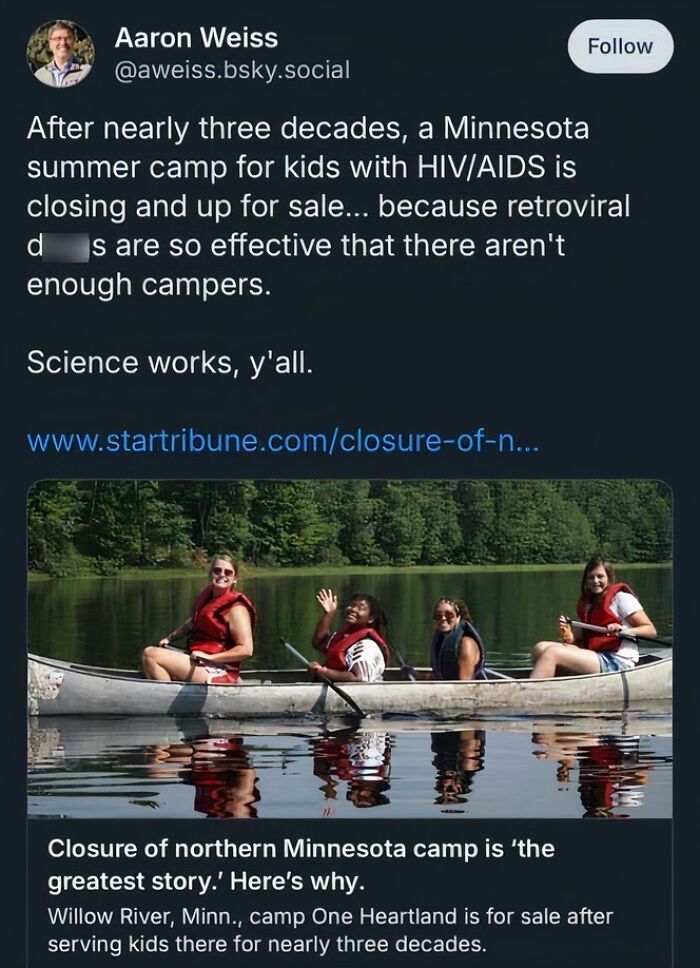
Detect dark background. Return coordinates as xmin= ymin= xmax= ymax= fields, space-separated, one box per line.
xmin=29 ymin=821 xmax=671 ymax=967
xmin=4 ymin=2 xmax=695 ymax=965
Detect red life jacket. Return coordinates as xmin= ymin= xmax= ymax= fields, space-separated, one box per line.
xmin=579 ymin=741 xmax=624 ymax=813
xmin=576 ymin=582 xmax=635 ymax=653
xmin=191 ymin=739 xmax=258 ymax=818
xmin=188 ymin=587 xmax=256 ymax=661
xmin=324 ymin=626 xmax=390 ymax=671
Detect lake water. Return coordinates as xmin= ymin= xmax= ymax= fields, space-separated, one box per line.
xmin=27 ymin=566 xmax=672 ymax=819
xmin=28 ymin=714 xmax=671 ymax=820
xmin=28 ymin=565 xmax=672 ymax=669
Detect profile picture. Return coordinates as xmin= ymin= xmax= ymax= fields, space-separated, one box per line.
xmin=27 ymin=20 xmax=94 ymax=88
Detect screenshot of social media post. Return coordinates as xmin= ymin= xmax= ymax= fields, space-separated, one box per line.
xmin=7 ymin=1 xmax=692 ymax=966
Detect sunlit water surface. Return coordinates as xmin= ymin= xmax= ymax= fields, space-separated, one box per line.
xmin=28 ymin=713 xmax=671 ymax=820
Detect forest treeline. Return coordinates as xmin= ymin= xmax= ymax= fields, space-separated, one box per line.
xmin=27 ymin=480 xmax=672 ymax=577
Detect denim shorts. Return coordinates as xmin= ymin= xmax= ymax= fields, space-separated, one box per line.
xmin=598 ymin=652 xmax=637 ymax=673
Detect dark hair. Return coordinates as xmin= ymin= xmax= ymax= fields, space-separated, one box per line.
xmin=348 ymin=593 xmax=388 ymax=639
xmin=432 ymin=597 xmax=473 ymax=623
xmin=580 ymin=556 xmax=615 ymax=596
xmin=347 ymin=779 xmax=390 ymax=808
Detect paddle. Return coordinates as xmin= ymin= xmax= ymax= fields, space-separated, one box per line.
xmin=281 ymin=638 xmax=367 ymax=718
xmin=567 ymin=619 xmax=672 ymax=648
xmin=391 ymin=646 xmax=417 ymax=682
xmin=485 ymin=668 xmax=514 ymax=680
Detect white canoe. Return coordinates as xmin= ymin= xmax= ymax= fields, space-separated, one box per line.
xmin=28 ymin=653 xmax=672 ymax=719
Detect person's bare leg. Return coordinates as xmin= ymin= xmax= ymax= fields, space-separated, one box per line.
xmin=141 ymin=646 xmax=209 ymax=682
xmin=531 ymin=640 xmax=557 ymax=665
xmin=530 ymin=642 xmax=600 ymax=679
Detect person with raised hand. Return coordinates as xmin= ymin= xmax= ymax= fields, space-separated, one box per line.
xmin=309 ymin=588 xmax=390 ymax=682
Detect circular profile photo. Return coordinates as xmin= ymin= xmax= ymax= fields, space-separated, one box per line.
xmin=27 ymin=20 xmax=94 ymax=88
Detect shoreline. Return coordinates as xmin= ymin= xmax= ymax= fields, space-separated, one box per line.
xmin=28 ymin=560 xmax=672 ymax=583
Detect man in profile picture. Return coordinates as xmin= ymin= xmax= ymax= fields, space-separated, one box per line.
xmin=34 ymin=22 xmax=91 ymax=87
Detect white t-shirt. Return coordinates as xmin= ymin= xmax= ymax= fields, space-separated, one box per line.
xmin=347 ymin=732 xmax=390 ymax=771
xmin=587 ymin=591 xmax=643 ymax=661
xmin=344 ymin=639 xmax=386 ymax=682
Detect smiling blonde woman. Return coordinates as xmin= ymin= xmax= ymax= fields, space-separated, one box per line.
xmin=141 ymin=555 xmax=255 ymax=683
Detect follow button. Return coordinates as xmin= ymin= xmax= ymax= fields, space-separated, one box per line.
xmin=568 ymin=20 xmax=673 ymax=73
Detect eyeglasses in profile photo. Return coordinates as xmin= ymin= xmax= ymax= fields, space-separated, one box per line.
xmin=27 ymin=20 xmax=94 ymax=88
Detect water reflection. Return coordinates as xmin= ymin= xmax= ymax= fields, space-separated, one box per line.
xmin=27 ymin=715 xmax=672 ymax=820
xmin=531 ymin=728 xmax=673 ymax=820
xmin=431 ymin=730 xmax=486 ymax=811
xmin=312 ymin=728 xmax=392 ymax=812
xmin=149 ymin=735 xmax=259 ymax=819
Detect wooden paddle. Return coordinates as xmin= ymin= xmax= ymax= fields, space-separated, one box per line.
xmin=567 ymin=619 xmax=672 ymax=648
xmin=281 ymin=639 xmax=367 ymax=718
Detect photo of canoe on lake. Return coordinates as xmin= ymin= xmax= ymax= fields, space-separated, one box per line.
xmin=27 ymin=480 xmax=672 ymax=819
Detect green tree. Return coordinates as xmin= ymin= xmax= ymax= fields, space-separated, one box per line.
xmin=489 ymin=482 xmax=555 ymax=563
xmin=26 ymin=479 xmax=673 ymax=574
xmin=321 ymin=480 xmax=383 ymax=565
xmin=27 ymin=481 xmax=85 ymax=574
xmin=375 ymin=482 xmax=426 ymax=565
xmin=411 ymin=482 xmax=463 ymax=564
xmin=456 ymin=481 xmax=496 ymax=563
xmin=250 ymin=482 xmax=340 ymax=566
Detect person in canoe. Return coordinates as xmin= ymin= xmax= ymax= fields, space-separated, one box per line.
xmin=430 ymin=597 xmax=487 ymax=680
xmin=141 ymin=555 xmax=255 ymax=683
xmin=309 ymin=589 xmax=391 ymax=682
xmin=529 ymin=556 xmax=657 ymax=679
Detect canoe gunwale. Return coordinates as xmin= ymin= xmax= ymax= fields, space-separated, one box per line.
xmin=27 ymin=653 xmax=672 ymax=718
xmin=27 ymin=653 xmax=669 ymax=687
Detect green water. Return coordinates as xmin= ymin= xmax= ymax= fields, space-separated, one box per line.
xmin=28 ymin=565 xmax=672 ymax=670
